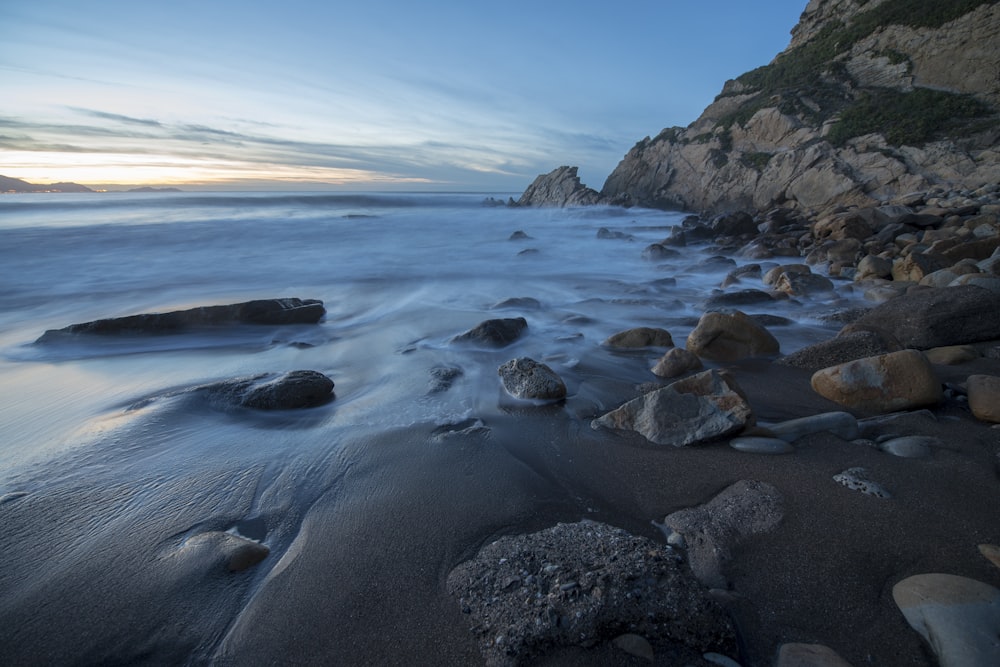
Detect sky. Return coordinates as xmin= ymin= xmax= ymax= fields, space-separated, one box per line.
xmin=1 ymin=1 xmax=808 ymax=192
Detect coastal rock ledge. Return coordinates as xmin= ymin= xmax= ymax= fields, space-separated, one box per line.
xmin=515 ymin=166 xmax=600 ymax=207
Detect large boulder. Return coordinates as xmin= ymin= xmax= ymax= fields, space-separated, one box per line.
xmin=498 ymin=358 xmax=566 ymax=401
xmin=651 ymin=347 xmax=703 ymax=378
xmin=446 ymin=520 xmax=737 ymax=666
xmin=516 ymin=166 xmax=600 ymax=207
xmin=602 ymin=327 xmax=673 ymax=348
xmin=208 ymin=370 xmax=336 ymax=410
xmin=37 ymin=298 xmax=326 ymax=340
xmin=686 ymin=310 xmax=780 ymax=361
xmin=453 ymin=317 xmax=528 ymax=347
xmin=810 ymin=350 xmax=941 ymax=413
xmin=776 ymin=329 xmax=901 ymax=372
xmin=591 ymin=369 xmax=753 ymax=446
xmin=853 ymin=285 xmax=1000 ymax=349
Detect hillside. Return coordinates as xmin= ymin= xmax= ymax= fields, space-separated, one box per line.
xmin=1 ymin=175 xmax=95 ymax=193
xmin=527 ymin=0 xmax=1000 ymax=214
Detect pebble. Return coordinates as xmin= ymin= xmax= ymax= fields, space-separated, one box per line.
xmin=877 ymin=435 xmax=939 ymax=458
xmin=729 ymin=436 xmax=795 ymax=455
xmin=833 ymin=467 xmax=891 ymax=498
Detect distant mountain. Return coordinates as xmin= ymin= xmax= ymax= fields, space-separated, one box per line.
xmin=1 ymin=175 xmax=95 ymax=193
xmin=126 ymin=186 xmax=183 ymax=193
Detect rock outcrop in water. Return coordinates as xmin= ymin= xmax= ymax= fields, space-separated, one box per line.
xmin=515 ymin=166 xmax=600 ymax=207
xmin=37 ymin=298 xmax=326 ymax=340
xmin=522 ymin=1 xmax=1000 ymax=214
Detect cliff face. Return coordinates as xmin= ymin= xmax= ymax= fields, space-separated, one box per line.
xmin=598 ymin=0 xmax=1000 ymax=215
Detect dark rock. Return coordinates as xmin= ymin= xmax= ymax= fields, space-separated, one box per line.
xmin=37 ymin=298 xmax=325 ymax=339
xmin=491 ymin=297 xmax=542 ymax=310
xmin=596 ymin=227 xmax=634 ymax=241
xmin=446 ymin=520 xmax=737 ymax=666
xmin=710 ymin=211 xmax=758 ymax=237
xmin=428 ymin=366 xmax=464 ymax=394
xmin=516 ymin=166 xmax=600 ymax=207
xmin=777 ymin=330 xmax=902 ymax=372
xmin=853 ymin=285 xmax=1000 ymax=349
xmin=453 ymin=317 xmax=528 ymax=347
xmin=508 ymin=230 xmax=531 ymax=240
xmin=640 ymin=243 xmax=680 ymax=260
xmin=232 ymin=370 xmax=335 ymax=410
xmin=498 ymin=358 xmax=566 ymax=401
xmin=704 ymin=289 xmax=774 ymax=308
xmin=603 ymin=327 xmax=674 ymax=348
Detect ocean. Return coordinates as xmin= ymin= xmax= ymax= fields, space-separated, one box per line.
xmin=0 ymin=191 xmax=858 ymax=664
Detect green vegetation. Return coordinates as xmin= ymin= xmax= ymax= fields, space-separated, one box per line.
xmin=827 ymin=88 xmax=992 ymax=146
xmin=741 ymin=152 xmax=773 ymax=171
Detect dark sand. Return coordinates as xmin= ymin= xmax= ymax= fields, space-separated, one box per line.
xmin=1 ymin=351 xmax=998 ymax=665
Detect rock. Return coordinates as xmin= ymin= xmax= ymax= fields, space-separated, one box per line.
xmin=855 ymin=254 xmax=894 ymax=281
xmin=491 ymin=297 xmax=542 ymax=310
xmin=612 ymin=634 xmax=654 ymax=661
xmin=516 ymin=166 xmax=600 ymax=207
xmin=776 ymin=330 xmax=901 ymax=372
xmin=428 ymin=366 xmax=463 ymax=394
xmin=979 ymin=544 xmax=1000 ymax=569
xmin=603 ymin=327 xmax=673 ymax=349
xmin=833 ymin=467 xmax=891 ymax=498
xmin=729 ymin=436 xmax=794 ymax=455
xmin=763 ymin=263 xmax=811 ymax=286
xmin=232 ymin=370 xmax=336 ymax=410
xmin=592 ymin=370 xmax=753 ymax=447
xmin=498 ymin=358 xmax=567 ymax=401
xmin=892 ymin=253 xmax=952 ymax=282
xmin=968 ymin=374 xmax=1000 ymax=423
xmin=596 ymin=227 xmax=635 ymax=241
xmin=686 ymin=310 xmax=780 ymax=361
xmin=640 ymin=243 xmax=678 ymax=260
xmin=651 ymin=347 xmax=703 ymax=378
xmin=662 ymin=480 xmax=784 ymax=588
xmin=508 ymin=230 xmax=531 ymax=240
xmin=37 ymin=298 xmax=326 ymax=339
xmin=446 ymin=520 xmax=737 ymax=666
xmin=704 ymin=289 xmax=774 ymax=308
xmin=710 ymin=211 xmax=758 ymax=237
xmin=776 ymin=643 xmax=855 ymax=667
xmin=178 ymin=531 xmax=270 ymax=573
xmin=773 ymin=271 xmax=835 ymax=296
xmin=924 ymin=345 xmax=979 ymax=364
xmin=453 ymin=317 xmax=527 ymax=347
xmin=766 ymin=411 xmax=859 ymax=442
xmin=853 ymin=285 xmax=1000 ymax=349
xmin=893 ymin=573 xmax=1000 ymax=667
xmin=951 ymin=274 xmax=1000 ymax=293
xmin=878 ymin=435 xmax=940 ymax=458
xmin=811 ymin=350 xmax=942 ymax=413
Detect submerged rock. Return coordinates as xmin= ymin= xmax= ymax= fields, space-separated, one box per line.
xmin=446 ymin=520 xmax=737 ymax=666
xmin=603 ymin=326 xmax=673 ymax=348
xmin=208 ymin=370 xmax=335 ymax=410
xmin=498 ymin=358 xmax=566 ymax=401
xmin=37 ymin=298 xmax=326 ymax=340
xmin=592 ymin=369 xmax=752 ymax=446
xmin=452 ymin=317 xmax=528 ymax=347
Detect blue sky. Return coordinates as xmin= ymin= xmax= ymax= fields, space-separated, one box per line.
xmin=1 ymin=1 xmax=807 ymax=191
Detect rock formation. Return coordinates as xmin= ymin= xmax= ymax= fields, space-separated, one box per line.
xmin=515 ymin=166 xmax=600 ymax=207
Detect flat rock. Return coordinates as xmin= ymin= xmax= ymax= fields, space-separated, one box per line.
xmin=729 ymin=436 xmax=794 ymax=455
xmin=776 ymin=643 xmax=855 ymax=667
xmin=968 ymin=374 xmax=1000 ymax=423
xmin=37 ymin=298 xmax=326 ymax=340
xmin=765 ymin=411 xmax=859 ymax=442
xmin=686 ymin=310 xmax=780 ymax=362
xmin=662 ymin=480 xmax=784 ymax=588
xmin=446 ymin=520 xmax=737 ymax=666
xmin=498 ymin=358 xmax=566 ymax=401
xmin=833 ymin=467 xmax=891 ymax=498
xmin=893 ymin=573 xmax=1000 ymax=667
xmin=603 ymin=327 xmax=673 ymax=348
xmin=810 ymin=350 xmax=941 ymax=414
xmin=651 ymin=347 xmax=703 ymax=378
xmin=878 ymin=435 xmax=940 ymax=458
xmin=853 ymin=285 xmax=1000 ymax=349
xmin=453 ymin=317 xmax=527 ymax=347
xmin=591 ymin=370 xmax=753 ymax=447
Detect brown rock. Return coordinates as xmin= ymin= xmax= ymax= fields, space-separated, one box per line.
xmin=810 ymin=350 xmax=941 ymax=413
xmin=924 ymin=345 xmax=978 ymax=365
xmin=651 ymin=347 xmax=703 ymax=378
xmin=603 ymin=327 xmax=673 ymax=348
xmin=967 ymin=374 xmax=1000 ymax=423
xmin=892 ymin=253 xmax=951 ymax=282
xmin=687 ymin=310 xmax=780 ymax=361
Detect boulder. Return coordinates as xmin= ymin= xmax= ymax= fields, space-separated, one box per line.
xmin=924 ymin=345 xmax=978 ymax=365
xmin=651 ymin=347 xmax=703 ymax=378
xmin=446 ymin=520 xmax=737 ymax=666
xmin=892 ymin=253 xmax=952 ymax=282
xmin=763 ymin=263 xmax=811 ymax=286
xmin=662 ymin=480 xmax=784 ymax=588
xmin=591 ymin=370 xmax=753 ymax=446
xmin=773 ymin=272 xmax=835 ymax=296
xmin=603 ymin=327 xmax=673 ymax=348
xmin=230 ymin=370 xmax=335 ymax=410
xmin=179 ymin=532 xmax=270 ymax=573
xmin=687 ymin=310 xmax=780 ymax=361
xmin=967 ymin=374 xmax=1000 ymax=423
xmin=37 ymin=298 xmax=326 ymax=340
xmin=710 ymin=211 xmax=758 ymax=237
xmin=893 ymin=574 xmax=1000 ymax=667
xmin=704 ymin=289 xmax=775 ymax=308
xmin=515 ymin=166 xmax=600 ymax=207
xmin=853 ymin=285 xmax=1000 ymax=349
xmin=810 ymin=350 xmax=941 ymax=413
xmin=498 ymin=358 xmax=567 ymax=401
xmin=813 ymin=211 xmax=873 ymax=242
xmin=453 ymin=317 xmax=528 ymax=347
xmin=776 ymin=329 xmax=901 ymax=372
xmin=855 ymin=254 xmax=894 ymax=281
xmin=765 ymin=411 xmax=859 ymax=442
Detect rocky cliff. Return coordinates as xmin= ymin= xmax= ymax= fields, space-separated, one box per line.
xmin=532 ymin=0 xmax=1000 ymax=215
xmin=516 ymin=166 xmax=600 ymax=207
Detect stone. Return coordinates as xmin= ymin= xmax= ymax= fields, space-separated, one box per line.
xmin=704 ymin=289 xmax=774 ymax=308
xmin=516 ymin=166 xmax=600 ymax=207
xmin=37 ymin=298 xmax=326 ymax=340
xmin=813 ymin=211 xmax=873 ymax=242
xmin=710 ymin=211 xmax=758 ymax=237
xmin=591 ymin=370 xmax=753 ymax=447
xmin=950 ymin=274 xmax=1000 ymax=294
xmin=640 ymin=243 xmax=678 ymax=260
xmin=763 ymin=263 xmax=811 ymax=286
xmin=612 ymin=634 xmax=655 ymax=661
xmin=766 ymin=411 xmax=860 ymax=442
xmin=686 ymin=310 xmax=780 ymax=362
xmin=776 ymin=330 xmax=901 ymax=372
xmin=855 ymin=254 xmax=894 ymax=281
xmin=427 ymin=366 xmax=463 ymax=394
xmin=878 ymin=435 xmax=940 ymax=458
xmin=853 ymin=285 xmax=1000 ymax=349
xmin=776 ymin=643 xmax=855 ymax=667
xmin=453 ymin=317 xmax=527 ymax=347
xmin=508 ymin=230 xmax=531 ymax=240
xmin=234 ymin=370 xmax=336 ymax=410
xmin=924 ymin=344 xmax=978 ymax=364
xmin=811 ymin=350 xmax=942 ymax=413
xmin=491 ymin=297 xmax=542 ymax=310
xmin=662 ymin=480 xmax=784 ymax=588
xmin=892 ymin=253 xmax=952 ymax=282
xmin=498 ymin=358 xmax=567 ymax=401
xmin=446 ymin=520 xmax=737 ymax=666
xmin=603 ymin=327 xmax=673 ymax=348
xmin=833 ymin=467 xmax=891 ymax=498
xmin=979 ymin=544 xmax=1000 ymax=569
xmin=178 ymin=531 xmax=270 ymax=573
xmin=729 ymin=436 xmax=794 ymax=455
xmin=968 ymin=374 xmax=1000 ymax=423
xmin=596 ymin=227 xmax=634 ymax=241
xmin=774 ymin=271 xmax=835 ymax=296
xmin=651 ymin=347 xmax=703 ymax=378
xmin=893 ymin=573 xmax=1000 ymax=667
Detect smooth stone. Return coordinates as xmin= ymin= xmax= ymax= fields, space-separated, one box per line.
xmin=180 ymin=531 xmax=270 ymax=573
xmin=968 ymin=374 xmax=1000 ymax=423
xmin=893 ymin=573 xmax=1000 ymax=667
xmin=766 ymin=411 xmax=859 ymax=442
xmin=924 ymin=345 xmax=979 ymax=365
xmin=810 ymin=350 xmax=942 ymax=413
xmin=833 ymin=467 xmax=891 ymax=498
xmin=978 ymin=544 xmax=1000 ymax=570
xmin=651 ymin=347 xmax=703 ymax=378
xmin=612 ymin=634 xmax=655 ymax=661
xmin=237 ymin=370 xmax=335 ymax=410
xmin=453 ymin=317 xmax=527 ymax=347
xmin=497 ymin=357 xmax=567 ymax=401
xmin=776 ymin=643 xmax=855 ymax=667
xmin=686 ymin=310 xmax=780 ymax=362
xmin=776 ymin=330 xmax=902 ymax=372
xmin=603 ymin=326 xmax=674 ymax=348
xmin=729 ymin=436 xmax=794 ymax=455
xmin=878 ymin=435 xmax=940 ymax=458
